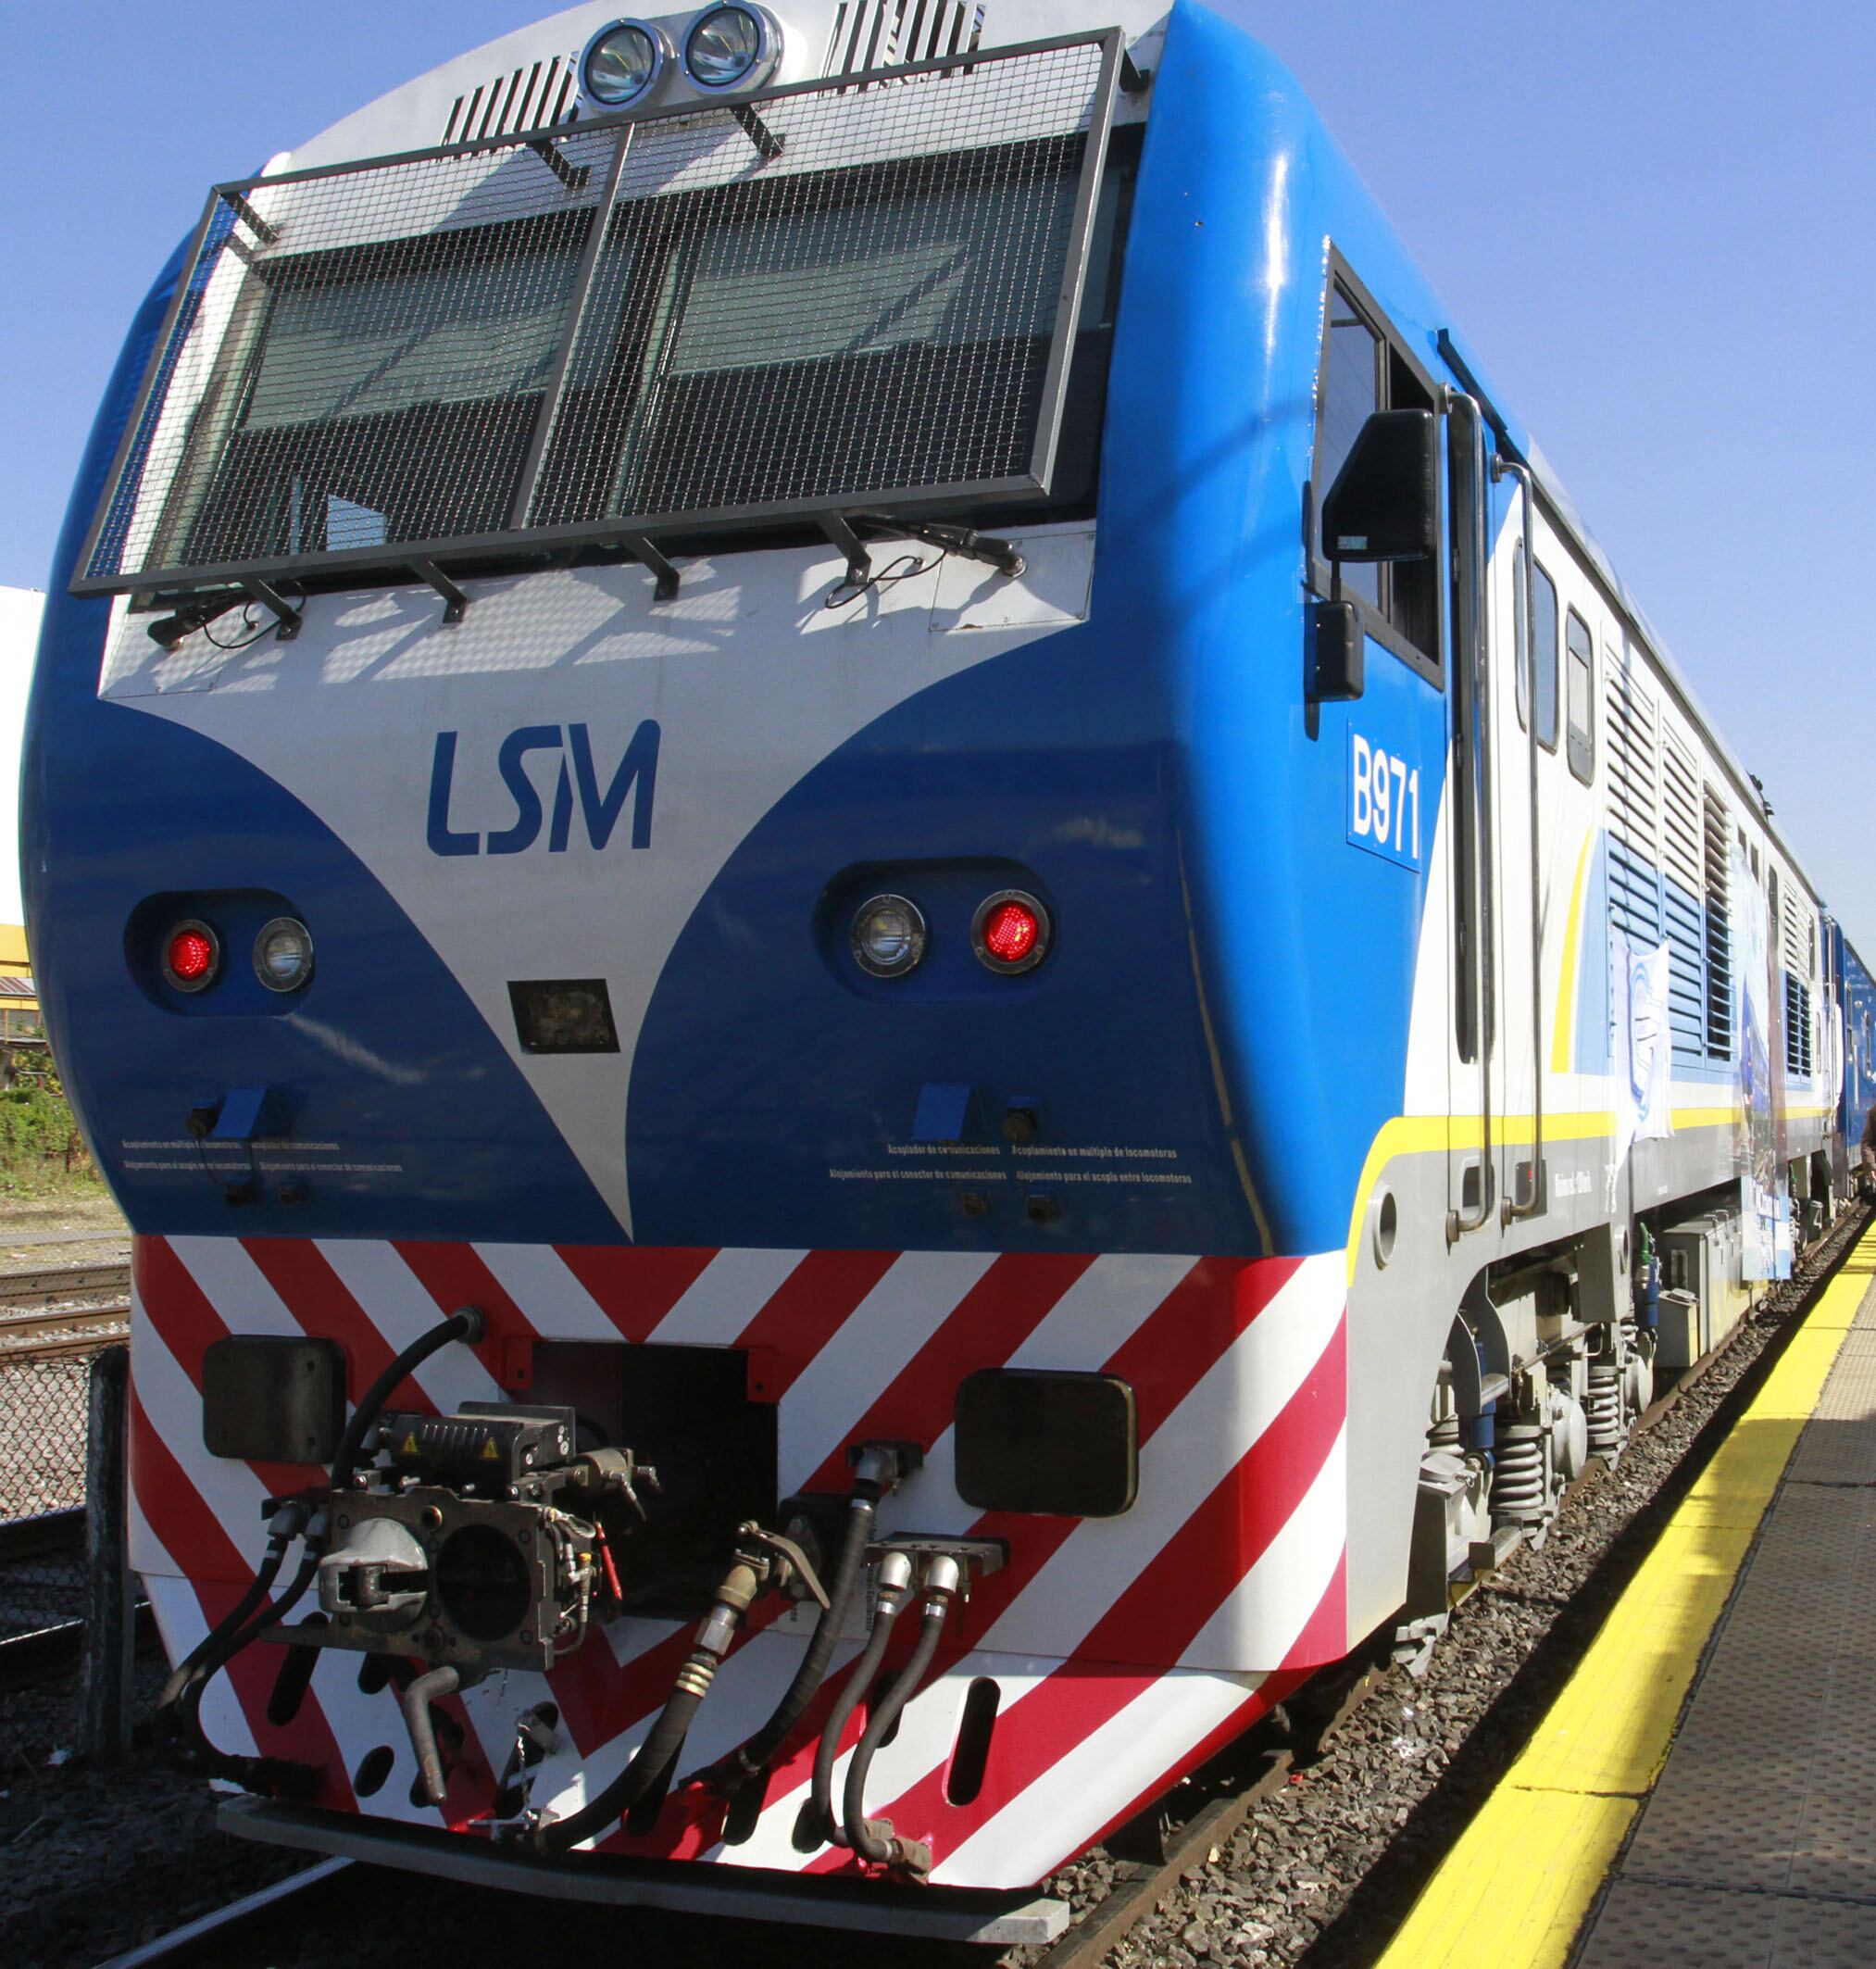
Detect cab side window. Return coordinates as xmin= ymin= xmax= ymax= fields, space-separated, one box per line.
xmin=1565 ymin=608 xmax=1595 ymax=783
xmin=1515 ymin=552 xmax=1561 ymax=749
xmin=1319 ymin=307 xmax=1380 ymax=610
xmin=1312 ymin=271 xmax=1440 ymax=684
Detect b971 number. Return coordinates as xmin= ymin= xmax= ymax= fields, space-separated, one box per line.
xmin=1347 ymin=731 xmax=1421 ymax=871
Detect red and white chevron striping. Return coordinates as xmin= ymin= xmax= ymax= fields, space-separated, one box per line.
xmin=129 ymin=1236 xmax=1348 ymax=1890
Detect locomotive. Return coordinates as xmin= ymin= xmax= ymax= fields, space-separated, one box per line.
xmin=25 ymin=0 xmax=1865 ymax=1935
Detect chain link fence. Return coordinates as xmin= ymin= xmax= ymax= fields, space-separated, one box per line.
xmin=0 ymin=1213 xmax=133 ymax=1646
xmin=1 ymin=1373 xmax=99 ymax=1639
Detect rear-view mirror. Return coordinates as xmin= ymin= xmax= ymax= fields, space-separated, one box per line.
xmin=1320 ymin=408 xmax=1439 ymax=564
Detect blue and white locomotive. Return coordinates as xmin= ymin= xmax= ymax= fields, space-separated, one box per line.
xmin=24 ymin=0 xmax=1862 ymax=1934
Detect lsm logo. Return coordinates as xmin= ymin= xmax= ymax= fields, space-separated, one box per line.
xmin=426 ymin=722 xmax=660 ymax=857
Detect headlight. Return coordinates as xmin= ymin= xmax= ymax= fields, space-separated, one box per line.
xmin=682 ymin=5 xmax=782 ymax=93
xmin=163 ymin=919 xmax=221 ymax=994
xmin=972 ymin=891 xmax=1050 ymax=974
xmin=851 ymin=895 xmax=927 ymax=978
xmin=253 ymin=916 xmax=315 ymax=993
xmin=582 ymin=19 xmax=670 ymax=107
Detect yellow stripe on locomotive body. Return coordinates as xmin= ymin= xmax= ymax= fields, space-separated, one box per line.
xmin=23 ymin=0 xmax=1870 ymax=1922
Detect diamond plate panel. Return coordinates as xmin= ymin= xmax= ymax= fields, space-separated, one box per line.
xmin=1784 ymin=1490 xmax=1876 ymax=1901
xmin=1579 ymin=1881 xmax=1781 ymax=1969
xmin=1581 ymin=1881 xmax=1876 ymax=1969
xmin=1570 ymin=1258 xmax=1876 ymax=1965
xmin=1787 ymin=1331 xmax=1876 ymax=1487
xmin=1623 ymin=1485 xmax=1873 ymax=1893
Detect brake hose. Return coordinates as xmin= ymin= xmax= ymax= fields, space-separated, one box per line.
xmin=844 ymin=1556 xmax=959 ymax=1871
xmin=155 ymin=1304 xmax=485 ymax=1794
xmin=707 ymin=1451 xmax=902 ymax=1795
xmin=536 ymin=1536 xmax=769 ymax=1851
xmin=156 ymin=1510 xmax=298 ymax=1715
xmin=808 ymin=1549 xmax=914 ymax=1846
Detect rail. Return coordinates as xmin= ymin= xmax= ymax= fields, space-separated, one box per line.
xmin=94 ymin=1861 xmax=355 ymax=1969
xmin=0 ymin=1302 xmax=132 ymax=1359
xmin=0 ymin=1260 xmax=131 ymax=1308
xmin=0 ymin=1262 xmax=131 ymax=1361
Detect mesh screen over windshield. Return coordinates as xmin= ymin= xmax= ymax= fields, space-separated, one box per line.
xmin=80 ymin=32 xmax=1118 ymax=592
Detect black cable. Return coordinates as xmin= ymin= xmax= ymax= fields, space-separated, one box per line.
xmin=156 ymin=1536 xmax=323 ymax=1797
xmin=329 ymin=1305 xmax=484 ymax=1498
xmin=203 ymin=603 xmax=272 ymax=651
xmin=156 ymin=1526 xmax=292 ymax=1714
xmin=822 ymin=551 xmax=933 ymax=610
xmin=844 ymin=1599 xmax=948 ymax=1864
xmin=707 ymin=1485 xmax=881 ymax=1795
xmin=851 ymin=512 xmax=1026 ymax=577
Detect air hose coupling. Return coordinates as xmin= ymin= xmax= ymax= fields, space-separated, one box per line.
xmin=919 ymin=1550 xmax=963 ymax=1607
xmin=874 ymin=1546 xmax=917 ymax=1604
xmin=848 ymin=1438 xmax=920 ymax=1495
xmin=531 ymin=1528 xmax=792 ymax=1853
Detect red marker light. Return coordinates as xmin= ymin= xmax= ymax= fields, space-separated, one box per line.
xmin=162 ymin=920 xmax=220 ymax=994
xmin=982 ymin=900 xmax=1038 ymax=964
xmin=972 ymin=890 xmax=1050 ymax=974
xmin=168 ymin=930 xmax=214 ymax=980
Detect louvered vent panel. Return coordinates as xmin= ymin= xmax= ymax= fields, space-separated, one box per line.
xmin=1786 ymin=973 xmax=1813 ymax=1078
xmin=1661 ymin=733 xmax=1703 ymax=1057
xmin=1605 ymin=660 xmax=1661 ymax=952
xmin=1783 ymin=889 xmax=1807 ymax=976
xmin=826 ymin=0 xmax=986 ymax=74
xmin=1703 ymin=788 xmax=1733 ymax=1058
xmin=444 ymin=55 xmax=579 ymax=145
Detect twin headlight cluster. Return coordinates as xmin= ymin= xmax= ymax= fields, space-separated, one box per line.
xmin=582 ymin=6 xmax=784 ymax=108
xmin=852 ymin=890 xmax=1052 ymax=980
xmin=163 ymin=917 xmax=314 ymax=997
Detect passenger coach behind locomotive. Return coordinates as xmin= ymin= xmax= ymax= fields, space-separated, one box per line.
xmin=25 ymin=0 xmax=1859 ymax=1932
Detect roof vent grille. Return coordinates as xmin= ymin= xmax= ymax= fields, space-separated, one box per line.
xmin=826 ymin=1 xmax=986 ymax=78
xmin=443 ymin=55 xmax=579 ymax=146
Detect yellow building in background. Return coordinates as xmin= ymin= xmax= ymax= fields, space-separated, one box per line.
xmin=0 ymin=923 xmax=41 ymax=1041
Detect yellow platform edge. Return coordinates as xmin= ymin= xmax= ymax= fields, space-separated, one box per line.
xmin=1369 ymin=1223 xmax=1876 ymax=1969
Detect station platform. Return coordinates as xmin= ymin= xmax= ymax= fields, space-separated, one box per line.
xmin=1374 ymin=1223 xmax=1876 ymax=1969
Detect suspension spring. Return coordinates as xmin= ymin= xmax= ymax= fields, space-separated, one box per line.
xmin=1491 ymin=1423 xmax=1546 ymax=1522
xmin=1585 ymin=1361 xmax=1623 ymax=1458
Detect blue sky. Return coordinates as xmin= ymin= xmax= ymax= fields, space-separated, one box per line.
xmin=5 ymin=2 xmax=1873 ymax=946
